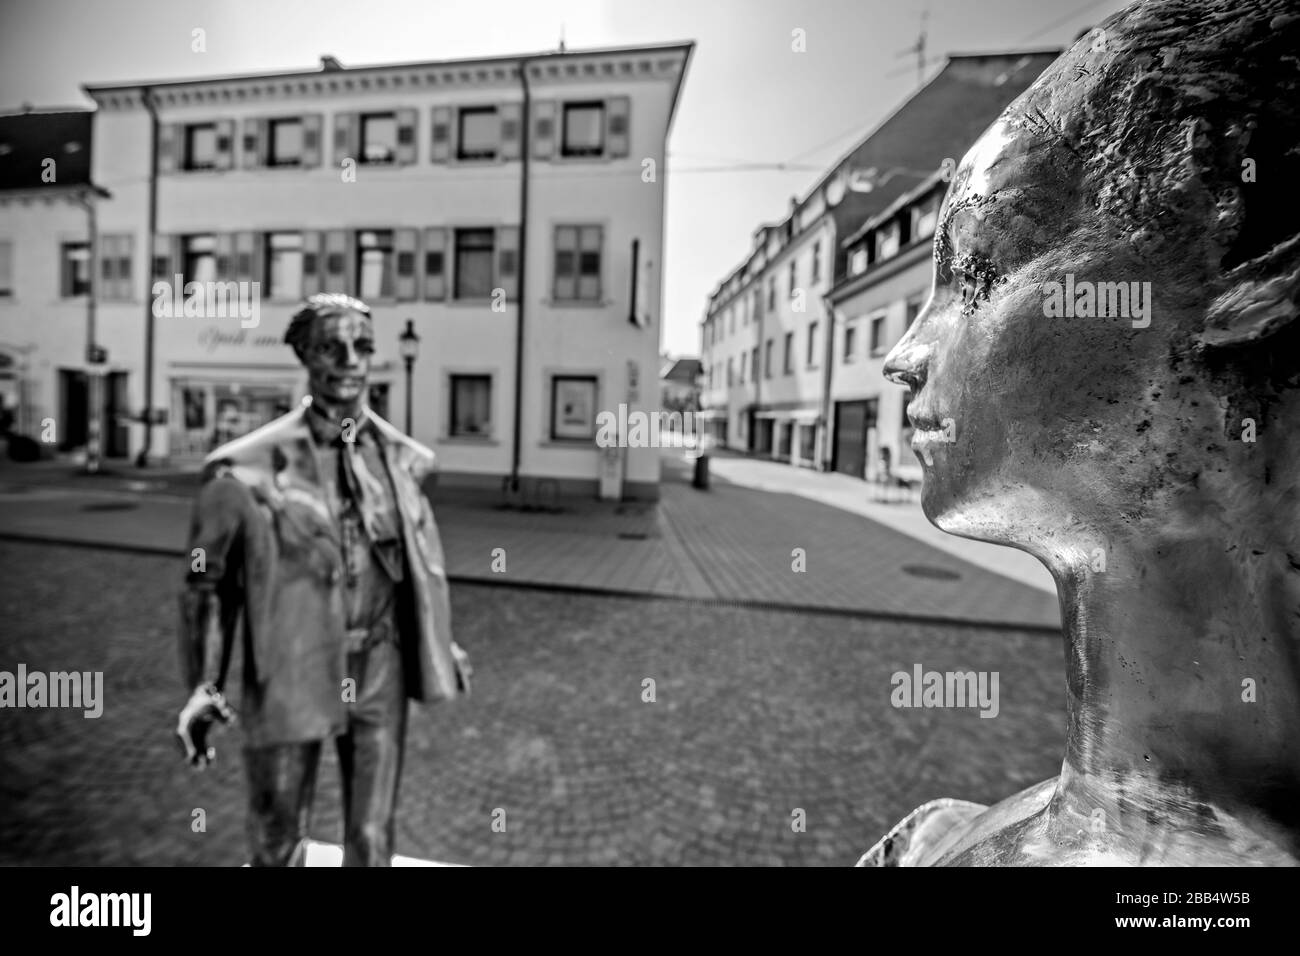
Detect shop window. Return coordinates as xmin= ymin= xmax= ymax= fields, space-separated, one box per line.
xmin=450 ymin=375 xmax=492 ymax=436
xmin=183 ymin=235 xmax=217 ymax=288
xmin=550 ymin=375 xmax=597 ymax=440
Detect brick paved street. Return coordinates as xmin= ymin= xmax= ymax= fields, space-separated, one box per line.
xmin=0 ymin=540 xmax=1065 ymax=866
xmin=0 ymin=453 xmax=1059 ymax=630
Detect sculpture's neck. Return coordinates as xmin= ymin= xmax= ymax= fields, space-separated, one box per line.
xmin=1050 ymin=536 xmax=1300 ymax=856
xmin=308 ymin=391 xmax=364 ymax=425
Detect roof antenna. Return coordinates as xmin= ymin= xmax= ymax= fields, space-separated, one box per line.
xmin=558 ymin=23 xmax=566 ymax=53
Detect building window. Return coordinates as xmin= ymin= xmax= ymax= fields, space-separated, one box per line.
xmin=844 ymin=322 xmax=858 ymax=362
xmin=182 ymin=235 xmax=217 ymax=287
xmin=788 ymin=260 xmax=797 ymax=299
xmin=905 ymin=296 xmax=924 ymax=332
xmin=267 ymin=118 xmax=303 ymax=166
xmin=0 ymin=240 xmax=12 ymax=297
xmin=767 ymin=276 xmax=776 ymax=311
xmin=806 ymin=321 xmax=818 ymax=367
xmin=450 ymin=375 xmax=492 ymax=436
xmin=751 ymin=346 xmax=759 ymax=382
xmin=752 ymin=288 xmax=761 ymax=322
xmin=874 ymin=220 xmax=901 ymax=261
xmin=849 ymin=247 xmax=868 ymax=275
xmin=454 ymin=228 xmax=495 ymax=299
xmin=561 ymin=102 xmax=605 ymax=157
xmin=550 ymin=375 xmax=597 ymax=440
xmin=184 ymin=123 xmax=218 ymax=170
xmin=783 ymin=332 xmax=793 ymax=374
xmin=739 ymin=352 xmax=747 ymax=384
xmin=870 ymin=314 xmax=888 ymax=356
xmin=59 ymin=242 xmax=91 ymax=297
xmin=357 ymin=230 xmax=396 ymax=300
xmin=553 ymin=225 xmax=602 ymax=301
xmin=458 ymin=106 xmax=499 ymax=160
xmin=360 ymin=112 xmax=398 ymax=164
xmin=728 ymin=307 xmax=735 ymax=334
xmin=911 ymin=192 xmax=940 ymax=241
xmin=266 ymin=232 xmax=303 ymax=300
xmin=811 ymin=241 xmax=821 ymax=283
xmin=727 ymin=358 xmax=734 ymax=387
xmin=765 ymin=339 xmax=774 ymax=379
xmin=368 ymin=383 xmax=390 ymax=420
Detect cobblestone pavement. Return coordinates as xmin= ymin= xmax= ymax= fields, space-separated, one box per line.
xmin=0 ymin=453 xmax=1059 ymax=630
xmin=0 ymin=540 xmax=1065 ymax=866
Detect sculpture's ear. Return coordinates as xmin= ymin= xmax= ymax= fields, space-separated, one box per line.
xmin=1198 ymin=232 xmax=1300 ymax=348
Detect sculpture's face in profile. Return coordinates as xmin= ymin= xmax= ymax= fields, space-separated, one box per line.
xmin=299 ymin=309 xmax=375 ymax=409
xmin=882 ymin=95 xmax=1231 ymax=552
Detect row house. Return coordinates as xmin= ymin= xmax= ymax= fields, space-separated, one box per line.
xmin=698 ymin=49 xmax=1060 ymax=472
xmin=0 ymin=42 xmax=693 ymax=499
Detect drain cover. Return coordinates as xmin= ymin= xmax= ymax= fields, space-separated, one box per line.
xmin=81 ymin=501 xmax=139 ymax=512
xmin=901 ymin=564 xmax=961 ymax=581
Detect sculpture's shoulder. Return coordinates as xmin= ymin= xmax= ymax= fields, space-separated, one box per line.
xmin=369 ymin=412 xmax=437 ymax=482
xmin=200 ymin=408 xmax=309 ymax=486
xmin=857 ymin=798 xmax=989 ymax=867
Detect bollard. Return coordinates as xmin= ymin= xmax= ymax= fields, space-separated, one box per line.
xmin=691 ymin=452 xmax=710 ymax=490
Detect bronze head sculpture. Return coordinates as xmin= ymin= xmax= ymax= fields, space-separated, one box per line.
xmin=177 ymin=292 xmax=470 ymax=866
xmin=873 ymin=0 xmax=1300 ymax=865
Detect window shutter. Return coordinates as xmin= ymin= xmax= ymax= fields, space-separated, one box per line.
xmin=215 ymin=119 xmax=235 ymax=171
xmin=158 ymin=123 xmax=179 ymax=174
xmin=606 ymin=96 xmax=630 ymax=158
xmin=395 ymin=108 xmax=418 ymax=165
xmin=301 ymin=113 xmax=323 ymax=167
xmin=324 ymin=230 xmax=348 ymax=293
xmin=430 ymin=106 xmax=451 ymax=163
xmin=241 ymin=117 xmax=260 ymax=168
xmin=422 ymin=227 xmax=447 ymax=300
xmin=499 ymin=102 xmax=522 ymax=161
xmin=215 ymin=233 xmax=235 ymax=279
xmin=532 ymin=100 xmax=556 ymax=159
xmin=495 ymin=226 xmax=519 ymax=301
xmin=333 ymin=112 xmax=355 ymax=167
xmin=301 ymin=230 xmax=322 ymax=296
xmin=235 ymin=232 xmax=255 ymax=283
xmin=395 ymin=228 xmax=418 ymax=301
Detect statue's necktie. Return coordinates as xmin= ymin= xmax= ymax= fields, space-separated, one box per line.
xmin=338 ymin=434 xmax=404 ymax=583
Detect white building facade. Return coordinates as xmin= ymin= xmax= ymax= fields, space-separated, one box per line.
xmin=1 ymin=44 xmax=692 ymax=498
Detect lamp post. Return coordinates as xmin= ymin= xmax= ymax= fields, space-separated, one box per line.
xmin=398 ymin=319 xmax=420 ymax=436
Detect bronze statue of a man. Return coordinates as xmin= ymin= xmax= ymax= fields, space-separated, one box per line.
xmin=176 ymin=293 xmax=470 ymax=866
xmin=870 ymin=0 xmax=1300 ymax=865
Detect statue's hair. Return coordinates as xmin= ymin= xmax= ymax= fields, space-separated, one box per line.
xmin=283 ymin=293 xmax=372 ymax=356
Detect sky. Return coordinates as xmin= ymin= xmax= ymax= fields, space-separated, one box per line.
xmin=0 ymin=0 xmax=1130 ymax=357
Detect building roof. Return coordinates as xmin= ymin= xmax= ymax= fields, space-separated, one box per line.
xmin=705 ymin=48 xmax=1060 ymax=314
xmin=661 ymin=357 xmax=703 ymax=382
xmin=0 ymin=109 xmax=94 ymax=191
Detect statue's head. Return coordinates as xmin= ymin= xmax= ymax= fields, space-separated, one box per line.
xmin=284 ymin=293 xmax=374 ymax=409
xmin=884 ymin=0 xmax=1300 ymax=569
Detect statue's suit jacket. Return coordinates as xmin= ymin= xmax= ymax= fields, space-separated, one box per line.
xmin=182 ymin=400 xmax=463 ymax=747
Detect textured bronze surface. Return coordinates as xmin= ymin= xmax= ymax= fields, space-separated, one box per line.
xmin=879 ymin=0 xmax=1300 ymax=865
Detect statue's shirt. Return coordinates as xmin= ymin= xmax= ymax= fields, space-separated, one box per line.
xmin=307 ymin=407 xmax=405 ymax=633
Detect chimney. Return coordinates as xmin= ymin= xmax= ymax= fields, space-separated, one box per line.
xmin=320 ymin=55 xmax=344 ymax=72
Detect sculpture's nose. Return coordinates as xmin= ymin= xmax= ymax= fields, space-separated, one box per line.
xmin=883 ymin=336 xmax=930 ymax=391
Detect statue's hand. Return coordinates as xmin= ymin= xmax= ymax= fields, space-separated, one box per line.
xmin=451 ymin=642 xmax=472 ymax=696
xmin=175 ymin=684 xmax=235 ymax=770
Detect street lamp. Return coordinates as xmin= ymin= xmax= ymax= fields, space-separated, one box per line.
xmin=398 ymin=319 xmax=420 ymax=435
